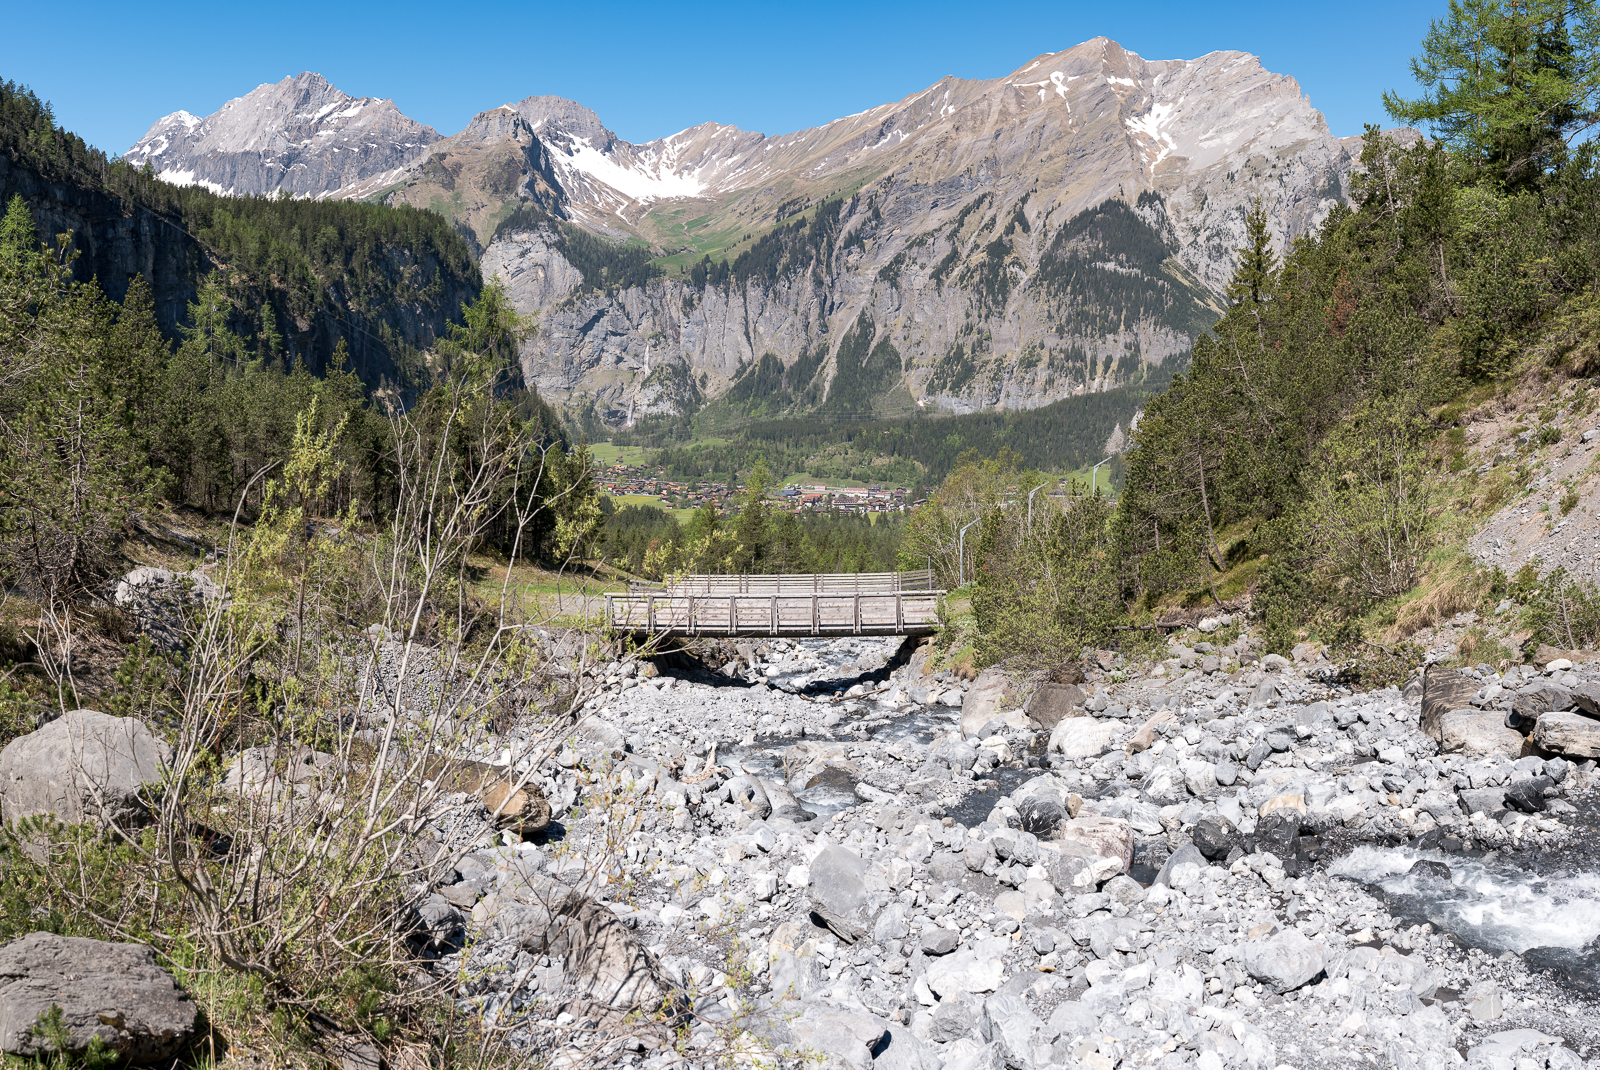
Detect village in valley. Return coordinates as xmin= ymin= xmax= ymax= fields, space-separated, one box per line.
xmin=594 ymin=459 xmax=922 ymax=515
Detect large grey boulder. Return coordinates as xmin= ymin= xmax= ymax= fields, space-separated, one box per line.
xmin=807 ymin=845 xmax=877 ymax=943
xmin=1422 ymin=668 xmax=1483 ymax=740
xmin=545 ymin=902 xmax=680 ymax=1021
xmin=0 ymin=933 xmax=197 ymax=1063
xmin=0 ymin=711 xmax=171 ymax=831
xmin=1437 ymin=709 xmax=1524 ymax=758
xmin=1048 ymin=718 xmax=1119 ymax=758
xmin=1154 ymin=844 xmax=1209 ymax=890
xmin=1533 ymin=711 xmax=1600 ymax=757
xmin=784 ymin=1003 xmax=890 ymax=1070
xmin=1025 ymin=682 xmax=1085 ymax=730
xmin=925 ymin=947 xmax=1005 ymax=998
xmin=1241 ymin=929 xmax=1326 ymax=992
xmin=111 ymin=567 xmax=219 ymax=651
xmin=960 ymin=668 xmax=1019 ymax=736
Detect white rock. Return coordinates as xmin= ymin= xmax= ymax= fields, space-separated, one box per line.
xmin=925 ymin=949 xmax=1005 ymax=998
xmin=1048 ymin=718 xmax=1119 ymax=758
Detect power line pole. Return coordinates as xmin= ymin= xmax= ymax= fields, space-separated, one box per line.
xmin=1027 ymin=480 xmax=1050 ymax=533
xmin=958 ymin=518 xmax=980 ymax=587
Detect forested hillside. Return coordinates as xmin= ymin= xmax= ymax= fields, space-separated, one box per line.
xmin=0 ymin=80 xmax=480 ymax=394
xmin=923 ymin=0 xmax=1600 ymax=667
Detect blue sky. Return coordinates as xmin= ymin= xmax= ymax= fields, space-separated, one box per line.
xmin=9 ymin=0 xmax=1439 ymax=155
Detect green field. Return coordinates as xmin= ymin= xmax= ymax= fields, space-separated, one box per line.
xmin=589 ymin=443 xmax=655 ymax=466
xmin=607 ymin=492 xmax=697 ymax=521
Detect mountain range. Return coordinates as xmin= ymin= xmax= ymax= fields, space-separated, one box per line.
xmin=126 ymin=41 xmax=1412 ymax=430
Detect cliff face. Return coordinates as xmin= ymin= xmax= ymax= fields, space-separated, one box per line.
xmin=0 ymin=149 xmax=202 ymax=331
xmin=449 ymin=39 xmax=1387 ymax=424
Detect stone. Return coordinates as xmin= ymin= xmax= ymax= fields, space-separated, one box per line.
xmin=1125 ymin=709 xmax=1177 ymax=754
xmin=785 ymin=1003 xmax=890 ymax=1070
xmin=1533 ymin=711 xmax=1600 ymax=757
xmin=1422 ymin=669 xmax=1485 ymax=740
xmin=961 ymin=669 xmax=1017 ymax=736
xmin=1191 ymin=814 xmax=1240 ymax=861
xmin=1016 ymin=795 xmax=1066 ymax=837
xmin=1047 ymin=1001 xmax=1100 ymax=1040
xmin=1026 ymin=682 xmax=1086 ymax=731
xmin=1154 ymin=844 xmax=1208 ymax=889
xmin=1102 ymin=874 xmax=1146 ymax=905
xmin=1466 ymin=983 xmax=1504 ymax=1022
xmin=546 ymin=901 xmax=680 ymax=1019
xmin=807 ymin=845 xmax=876 ymax=943
xmin=993 ymin=890 xmax=1028 ymax=919
xmin=990 ymin=826 xmax=1040 ymax=866
xmin=1465 ymin=1028 xmax=1575 ymax=1070
xmin=1255 ymin=809 xmax=1302 ymax=862
xmin=982 ymin=991 xmax=1043 ymax=1067
xmin=111 ymin=567 xmax=219 ymax=651
xmin=926 ymin=997 xmax=979 ymax=1043
xmin=0 ymin=932 xmax=198 ymax=1063
xmin=929 ymin=851 xmax=967 ymax=882
xmin=925 ymin=948 xmax=1005 ymax=998
xmin=1240 ymin=928 xmax=1326 ymax=992
xmin=1056 ymin=815 xmax=1133 ymax=874
xmin=1043 ymin=851 xmax=1098 ymax=894
xmin=1249 ymin=679 xmax=1280 ymax=707
xmin=921 ymin=928 xmax=961 ymax=955
xmin=1048 ymin=718 xmax=1119 ymax=758
xmin=1438 ymin=709 xmax=1525 ymax=758
xmin=224 ymin=744 xmax=341 ymax=797
xmin=1503 ymin=775 xmax=1552 ymax=812
xmin=874 ymin=902 xmax=911 ymax=942
xmin=1459 ymin=787 xmax=1506 ymax=814
xmin=0 ymin=711 xmax=171 ymax=832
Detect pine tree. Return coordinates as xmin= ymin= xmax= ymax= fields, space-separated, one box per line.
xmin=1224 ymin=200 xmax=1277 ymax=308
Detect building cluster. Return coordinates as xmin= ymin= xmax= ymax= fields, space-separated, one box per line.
xmin=594 ymin=462 xmax=920 ymax=515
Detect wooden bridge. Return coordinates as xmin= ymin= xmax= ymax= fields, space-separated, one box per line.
xmin=606 ymin=570 xmax=944 ymax=638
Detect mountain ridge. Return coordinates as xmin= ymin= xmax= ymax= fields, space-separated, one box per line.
xmin=124 ymin=72 xmax=441 ymax=197
xmin=123 ymin=42 xmax=1414 ymax=430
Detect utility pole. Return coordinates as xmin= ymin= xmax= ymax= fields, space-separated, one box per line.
xmin=1027 ymin=481 xmax=1050 ymax=533
xmin=1091 ymin=457 xmax=1114 ymax=496
xmin=958 ymin=518 xmax=980 ymax=587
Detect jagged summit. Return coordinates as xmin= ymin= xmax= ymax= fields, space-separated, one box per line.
xmin=124 ymin=72 xmax=440 ymax=197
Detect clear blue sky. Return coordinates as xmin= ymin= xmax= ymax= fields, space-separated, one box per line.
xmin=10 ymin=0 xmax=1439 ymax=156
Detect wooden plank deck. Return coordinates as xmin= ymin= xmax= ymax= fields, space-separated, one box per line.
xmin=608 ymin=571 xmax=943 ymax=637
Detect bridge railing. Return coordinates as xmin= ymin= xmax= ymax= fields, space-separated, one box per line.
xmin=628 ymin=568 xmax=937 ymax=596
xmin=605 ymin=590 xmax=943 ymax=637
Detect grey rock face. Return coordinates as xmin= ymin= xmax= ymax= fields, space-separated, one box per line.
xmin=1154 ymin=844 xmax=1208 ymax=889
xmin=545 ymin=903 xmax=679 ymax=1019
xmin=1241 ymin=929 xmax=1326 ymax=993
xmin=807 ymin=845 xmax=876 ymax=943
xmin=0 ymin=933 xmax=197 ymax=1063
xmin=1533 ymin=711 xmax=1600 ymax=757
xmin=125 ymin=73 xmax=440 ymax=196
xmin=0 ymin=711 xmax=171 ymax=831
xmin=1025 ymin=683 xmax=1085 ymax=730
xmin=465 ymin=41 xmax=1407 ymax=424
xmin=112 ymin=566 xmax=218 ymax=651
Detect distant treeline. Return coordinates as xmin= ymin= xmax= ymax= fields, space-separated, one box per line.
xmin=612 ymin=373 xmax=1167 ymax=485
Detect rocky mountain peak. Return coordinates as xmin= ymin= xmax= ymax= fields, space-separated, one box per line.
xmin=125 ymin=72 xmax=440 ymax=197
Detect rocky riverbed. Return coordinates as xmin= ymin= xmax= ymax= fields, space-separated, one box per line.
xmin=410 ymin=627 xmax=1600 ymax=1070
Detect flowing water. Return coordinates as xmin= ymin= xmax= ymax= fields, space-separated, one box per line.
xmin=1330 ymin=836 xmax=1600 ymax=995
